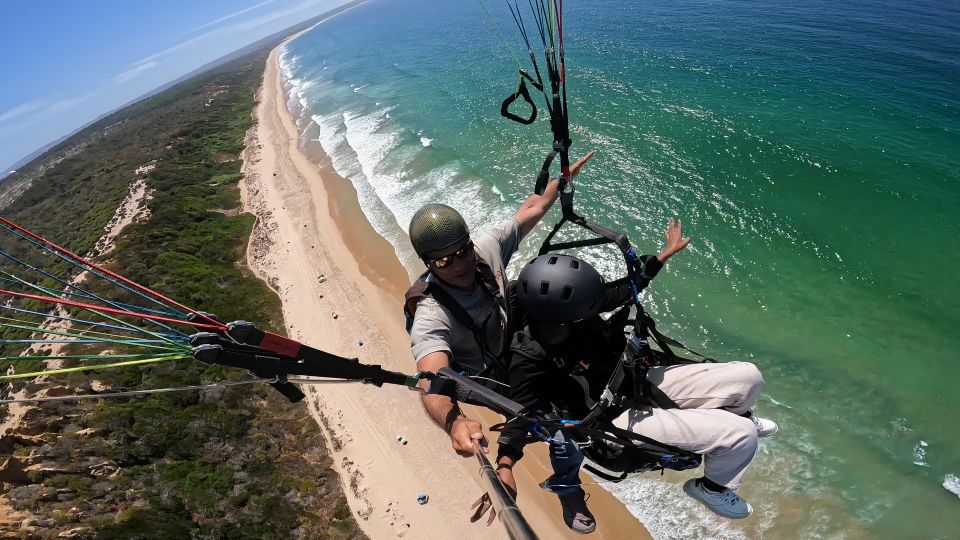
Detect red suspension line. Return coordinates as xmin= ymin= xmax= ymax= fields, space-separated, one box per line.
xmin=0 ymin=289 xmax=225 ymax=331
xmin=0 ymin=216 xmax=218 ymax=326
xmin=556 ymin=0 xmax=565 ymax=83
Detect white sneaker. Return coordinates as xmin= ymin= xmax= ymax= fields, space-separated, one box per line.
xmin=751 ymin=414 xmax=779 ymax=438
xmin=683 ymin=479 xmax=753 ymax=519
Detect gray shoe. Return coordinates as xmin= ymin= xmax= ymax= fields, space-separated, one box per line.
xmin=557 ymin=488 xmax=596 ymax=534
xmin=683 ymin=479 xmax=753 ymax=519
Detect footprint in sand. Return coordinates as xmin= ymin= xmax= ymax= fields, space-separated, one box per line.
xmin=381 ymin=500 xmax=409 ymax=537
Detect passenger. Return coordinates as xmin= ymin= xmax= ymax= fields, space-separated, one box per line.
xmin=496 ymin=219 xmax=777 ymax=528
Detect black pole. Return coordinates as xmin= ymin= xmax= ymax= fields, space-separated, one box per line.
xmin=476 ymin=452 xmax=539 ymax=540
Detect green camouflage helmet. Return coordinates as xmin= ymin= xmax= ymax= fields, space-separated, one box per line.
xmin=408 ymin=203 xmax=470 ymax=258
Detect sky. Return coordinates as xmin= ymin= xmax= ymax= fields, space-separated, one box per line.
xmin=0 ymin=0 xmax=353 ymax=175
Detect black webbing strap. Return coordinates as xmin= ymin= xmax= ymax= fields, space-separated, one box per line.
xmin=612 ymin=380 xmax=680 ymax=411
xmin=217 ymin=323 xmax=412 ymax=388
xmin=501 ymin=72 xmax=542 ymax=126
xmin=433 ymin=367 xmax=525 ymax=418
xmin=424 ymin=282 xmax=479 ymax=333
xmin=538 ymin=189 xmax=632 ymax=257
xmin=587 ymin=423 xmax=699 ymax=460
xmin=533 ymin=150 xmax=557 ymax=195
xmin=581 ymin=463 xmax=629 ymax=482
xmin=190 ymin=332 xmax=306 ymax=402
xmin=196 ymin=341 xmax=408 ymax=389
xmin=641 ymin=312 xmax=716 ymax=364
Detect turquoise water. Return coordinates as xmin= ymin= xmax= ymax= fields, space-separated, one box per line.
xmin=281 ymin=1 xmax=960 ymax=537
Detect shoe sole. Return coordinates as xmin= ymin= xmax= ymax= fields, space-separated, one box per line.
xmin=682 ymin=480 xmax=752 ymax=519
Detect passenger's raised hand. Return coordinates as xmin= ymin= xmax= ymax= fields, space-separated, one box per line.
xmin=657 ymin=217 xmax=691 ymax=262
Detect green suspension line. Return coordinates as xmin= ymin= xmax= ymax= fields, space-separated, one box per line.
xmin=0 ymin=354 xmax=189 ymax=380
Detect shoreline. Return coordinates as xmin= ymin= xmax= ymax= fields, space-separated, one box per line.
xmin=241 ymin=41 xmax=651 ymax=539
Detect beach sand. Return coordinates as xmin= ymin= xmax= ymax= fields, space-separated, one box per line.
xmin=239 ymin=45 xmax=652 ymax=540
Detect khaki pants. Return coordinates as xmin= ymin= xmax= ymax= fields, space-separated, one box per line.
xmin=611 ymin=361 xmax=764 ymax=489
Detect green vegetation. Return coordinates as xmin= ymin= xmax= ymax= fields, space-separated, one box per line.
xmin=0 ymin=50 xmax=365 ymax=539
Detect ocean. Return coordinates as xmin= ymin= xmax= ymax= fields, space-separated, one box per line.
xmin=278 ymin=0 xmax=960 ymax=537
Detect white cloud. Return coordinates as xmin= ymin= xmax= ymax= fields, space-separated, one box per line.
xmin=233 ymin=0 xmax=331 ymax=31
xmin=115 ymin=60 xmax=160 ymax=82
xmin=0 ymin=93 xmax=97 ymax=136
xmin=185 ymin=0 xmax=279 ymax=35
xmin=116 ymin=0 xmax=334 ymax=85
xmin=0 ymin=100 xmax=49 ymax=125
xmin=47 ymin=96 xmax=89 ymax=113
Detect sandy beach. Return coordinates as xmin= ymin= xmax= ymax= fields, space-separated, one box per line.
xmin=239 ymin=44 xmax=652 ymax=539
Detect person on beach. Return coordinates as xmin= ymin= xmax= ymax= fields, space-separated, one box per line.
xmin=494 ymin=219 xmax=778 ymax=523
xmin=404 ymin=151 xmax=595 ymax=532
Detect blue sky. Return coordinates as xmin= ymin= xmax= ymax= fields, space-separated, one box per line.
xmin=0 ymin=0 xmax=352 ymax=175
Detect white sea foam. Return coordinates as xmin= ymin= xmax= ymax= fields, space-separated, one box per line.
xmin=312 ymin=112 xmax=359 ymax=178
xmin=601 ymin=475 xmax=748 ymax=540
xmin=490 ymin=184 xmax=506 ymax=202
xmin=309 ymin=103 xmax=512 ymax=274
xmin=912 ymin=440 xmax=929 ymax=467
xmin=282 ymin=52 xmax=533 ymax=275
xmin=342 ymin=108 xmax=400 ymax=168
xmin=311 ymin=108 xmax=423 ymax=271
xmin=943 ymin=474 xmax=960 ymax=498
xmin=765 ymin=395 xmax=794 ymax=409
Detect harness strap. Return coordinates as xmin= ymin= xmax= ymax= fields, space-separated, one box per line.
xmin=534 ymin=150 xmax=557 ymax=195
xmin=611 ymin=380 xmax=679 ymax=410
xmin=423 ymin=280 xmax=479 ymax=332
xmin=587 ymin=424 xmax=698 ymax=460
xmin=641 ymin=312 xmax=716 ymax=364
xmin=582 ymin=463 xmax=629 ymax=482
xmin=404 ymin=254 xmax=511 ymax=379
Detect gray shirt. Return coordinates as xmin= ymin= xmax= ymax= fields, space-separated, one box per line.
xmin=409 ymin=217 xmax=523 ymax=376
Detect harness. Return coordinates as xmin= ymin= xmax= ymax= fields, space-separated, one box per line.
xmin=404 ymin=252 xmax=513 ymax=381
xmin=499 ymin=302 xmax=714 ymax=481
xmin=516 ymin=177 xmax=720 ymax=480
xmin=575 ymin=310 xmax=714 ymax=481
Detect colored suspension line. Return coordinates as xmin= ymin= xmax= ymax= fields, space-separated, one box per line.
xmin=0 ymin=337 xmax=181 ymax=352
xmin=3 ymin=352 xmax=187 ymax=362
xmin=0 ymin=304 xmax=182 ymax=339
xmin=0 ymin=339 xmax=160 ymax=346
xmin=0 ymin=378 xmax=268 ymax=404
xmin=0 ymin=377 xmax=369 ymax=405
xmin=0 ymin=289 xmax=224 ymax=332
xmin=477 ymin=0 xmax=526 ymax=72
xmin=0 ymin=314 xmax=185 ymax=345
xmin=0 ymin=220 xmax=195 ymax=344
xmin=0 ymin=249 xmax=185 ymax=321
xmin=0 ymin=275 xmax=189 ymax=322
xmin=0 ymin=354 xmax=188 ymax=381
xmin=52 ymin=295 xmax=196 ymax=350
xmin=0 ymin=320 xmax=186 ymax=352
xmin=0 ymin=217 xmax=217 ymax=327
xmin=0 ymin=267 xmax=191 ymax=340
xmin=0 ymin=222 xmax=191 ymax=321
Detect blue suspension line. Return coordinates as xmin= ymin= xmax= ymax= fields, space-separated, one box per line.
xmin=0 ymin=304 xmax=185 ymax=340
xmin=0 ymin=223 xmax=190 ymax=319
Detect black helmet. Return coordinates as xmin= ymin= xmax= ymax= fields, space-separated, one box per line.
xmin=408 ymin=204 xmax=470 ymax=258
xmin=516 ymin=254 xmax=605 ymax=323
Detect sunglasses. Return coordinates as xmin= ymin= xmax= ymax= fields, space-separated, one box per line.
xmin=428 ymin=242 xmax=475 ymax=269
